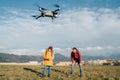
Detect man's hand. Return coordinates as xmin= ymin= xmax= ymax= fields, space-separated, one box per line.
xmin=80 ymin=63 xmax=82 ymax=66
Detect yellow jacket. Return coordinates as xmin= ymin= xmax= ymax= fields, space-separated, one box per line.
xmin=43 ymin=51 xmax=54 ymax=66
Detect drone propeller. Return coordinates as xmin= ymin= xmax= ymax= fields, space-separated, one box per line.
xmin=31 ymin=15 xmax=39 ymax=18
xmin=53 ymin=4 xmax=61 ymax=14
xmin=31 ymin=15 xmax=37 ymax=17
xmin=53 ymin=4 xmax=60 ymax=8
xmin=34 ymin=4 xmax=46 ymax=10
xmin=40 ymin=7 xmax=46 ymax=10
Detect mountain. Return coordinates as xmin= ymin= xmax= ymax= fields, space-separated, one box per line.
xmin=0 ymin=53 xmax=120 ymax=62
xmin=82 ymin=55 xmax=106 ymax=60
xmin=54 ymin=53 xmax=70 ymax=62
xmin=0 ymin=53 xmax=41 ymax=62
xmin=107 ymin=53 xmax=120 ymax=59
xmin=0 ymin=53 xmax=70 ymax=62
xmin=82 ymin=53 xmax=120 ymax=60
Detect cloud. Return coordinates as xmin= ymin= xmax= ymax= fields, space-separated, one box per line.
xmin=0 ymin=46 xmax=8 ymax=50
xmin=3 ymin=46 xmax=119 ymax=57
xmin=0 ymin=7 xmax=120 ymax=56
xmin=80 ymin=46 xmax=104 ymax=51
xmin=7 ymin=49 xmax=41 ymax=55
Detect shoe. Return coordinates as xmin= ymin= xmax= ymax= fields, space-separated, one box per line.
xmin=41 ymin=75 xmax=45 ymax=78
xmin=80 ymin=75 xmax=82 ymax=77
xmin=70 ymin=72 xmax=74 ymax=75
xmin=48 ymin=75 xmax=51 ymax=77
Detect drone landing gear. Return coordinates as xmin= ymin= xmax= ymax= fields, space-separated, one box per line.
xmin=51 ymin=17 xmax=54 ymax=22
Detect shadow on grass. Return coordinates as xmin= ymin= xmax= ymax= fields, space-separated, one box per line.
xmin=24 ymin=67 xmax=42 ymax=76
xmin=52 ymin=68 xmax=69 ymax=74
xmin=0 ymin=74 xmax=5 ymax=77
xmin=51 ymin=68 xmax=71 ymax=77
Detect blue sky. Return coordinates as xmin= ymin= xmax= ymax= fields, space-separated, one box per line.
xmin=0 ymin=0 xmax=120 ymax=56
xmin=0 ymin=0 xmax=120 ymax=9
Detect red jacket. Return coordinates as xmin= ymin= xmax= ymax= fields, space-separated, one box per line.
xmin=71 ymin=51 xmax=82 ymax=64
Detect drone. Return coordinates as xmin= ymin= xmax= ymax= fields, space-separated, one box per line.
xmin=32 ymin=4 xmax=61 ymax=22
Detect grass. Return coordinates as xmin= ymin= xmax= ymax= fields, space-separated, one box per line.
xmin=0 ymin=65 xmax=120 ymax=80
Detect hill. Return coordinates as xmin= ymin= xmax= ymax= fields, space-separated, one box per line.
xmin=0 ymin=53 xmax=40 ymax=62
xmin=107 ymin=53 xmax=120 ymax=59
xmin=54 ymin=53 xmax=70 ymax=62
xmin=0 ymin=53 xmax=70 ymax=62
xmin=0 ymin=53 xmax=120 ymax=62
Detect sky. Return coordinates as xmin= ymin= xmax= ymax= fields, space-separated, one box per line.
xmin=0 ymin=0 xmax=120 ymax=56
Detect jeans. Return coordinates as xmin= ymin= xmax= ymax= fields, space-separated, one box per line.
xmin=71 ymin=62 xmax=82 ymax=76
xmin=42 ymin=66 xmax=51 ymax=76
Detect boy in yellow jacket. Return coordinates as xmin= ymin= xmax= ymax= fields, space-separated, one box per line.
xmin=42 ymin=46 xmax=54 ymax=77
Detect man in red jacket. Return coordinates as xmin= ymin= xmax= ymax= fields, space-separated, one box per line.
xmin=71 ymin=47 xmax=82 ymax=77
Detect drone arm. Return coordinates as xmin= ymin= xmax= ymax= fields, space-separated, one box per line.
xmin=54 ymin=9 xmax=60 ymax=12
xmin=54 ymin=8 xmax=60 ymax=15
xmin=51 ymin=17 xmax=54 ymax=22
xmin=36 ymin=15 xmax=42 ymax=19
xmin=32 ymin=15 xmax=42 ymax=19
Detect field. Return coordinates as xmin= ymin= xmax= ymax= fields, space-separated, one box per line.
xmin=0 ymin=65 xmax=120 ymax=80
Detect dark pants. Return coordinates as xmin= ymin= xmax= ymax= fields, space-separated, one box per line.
xmin=71 ymin=62 xmax=82 ymax=76
xmin=42 ymin=66 xmax=51 ymax=76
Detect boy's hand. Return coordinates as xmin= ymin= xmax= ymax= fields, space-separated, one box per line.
xmin=80 ymin=63 xmax=82 ymax=66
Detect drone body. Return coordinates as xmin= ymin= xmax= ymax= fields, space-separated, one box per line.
xmin=32 ymin=5 xmax=60 ymax=22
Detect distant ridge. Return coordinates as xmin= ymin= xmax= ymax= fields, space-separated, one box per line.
xmin=0 ymin=53 xmax=70 ymax=62
xmin=0 ymin=53 xmax=40 ymax=62
xmin=0 ymin=53 xmax=120 ymax=62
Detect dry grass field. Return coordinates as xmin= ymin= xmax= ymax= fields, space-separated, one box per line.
xmin=0 ymin=65 xmax=120 ymax=80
